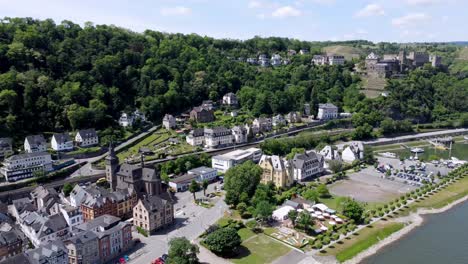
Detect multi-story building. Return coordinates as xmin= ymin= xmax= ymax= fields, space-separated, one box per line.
xmin=162 ymin=114 xmax=176 ymax=130
xmin=211 ymin=147 xmax=262 ymax=173
xmin=252 ymin=118 xmax=272 ymax=134
xmin=271 ymin=54 xmax=282 ymax=66
xmin=312 ymin=54 xmax=345 ymax=66
xmin=0 ymin=152 xmax=53 ymax=182
xmin=231 ymin=125 xmax=248 ymax=144
xmin=222 ymin=93 xmax=238 ymax=107
xmin=26 ymin=241 xmax=68 ymax=264
xmin=204 ymin=127 xmax=233 ymax=148
xmin=31 ymin=186 xmax=59 ymax=213
xmin=299 ymin=49 xmax=309 ymax=55
xmin=408 ymin=51 xmax=430 ymax=67
xmin=65 ymin=231 xmax=100 ymax=264
xmin=80 ymin=187 xmax=137 ymax=222
xmin=51 ymin=133 xmax=74 ymax=151
xmin=133 ymin=195 xmax=174 ymax=234
xmin=73 ymin=215 xmax=132 ymax=263
xmin=19 ymin=212 xmax=69 ymax=247
xmin=317 ymin=103 xmax=338 ymax=120
xmin=190 ymin=106 xmax=215 ymax=123
xmin=290 ymin=151 xmax=324 ymax=182
xmin=259 ymin=155 xmax=292 ymax=188
xmin=0 ymin=230 xmax=23 ymax=261
xmin=286 ymin=112 xmax=301 ymax=123
xmin=24 ymin=135 xmax=47 ymax=153
xmin=75 ymin=129 xmax=99 ymax=147
xmin=186 ymin=128 xmax=205 ymax=146
xmin=430 ymin=55 xmax=442 ymax=67
xmin=319 ymin=145 xmax=342 ymax=169
xmin=272 ymin=115 xmax=286 ymax=127
xmin=341 ymin=142 xmax=364 ymax=163
xmin=187 ymin=166 xmax=218 ymax=182
xmin=0 ymin=138 xmax=13 ymax=158
xmin=59 ymin=204 xmax=83 ymax=228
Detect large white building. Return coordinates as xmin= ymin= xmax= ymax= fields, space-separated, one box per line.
xmin=163 ymin=114 xmax=176 ymax=130
xmin=118 ymin=113 xmax=134 ymax=127
xmin=51 ymin=133 xmax=73 ymax=151
xmin=341 ymin=142 xmax=364 ymax=163
xmin=252 ymin=118 xmax=272 ymax=134
xmin=312 ymin=54 xmax=345 ymax=66
xmin=290 ymin=151 xmax=324 ymax=182
xmin=211 ymin=147 xmax=262 ymax=173
xmin=204 ymin=127 xmax=233 ymax=148
xmin=317 ymin=103 xmax=338 ymax=120
xmin=24 ymin=135 xmax=47 ymax=153
xmin=187 ymin=166 xmax=218 ymax=182
xmin=19 ymin=212 xmax=69 ymax=247
xmin=231 ymin=126 xmax=248 ymax=144
xmin=222 ymin=93 xmax=238 ymax=107
xmin=0 ymin=152 xmax=53 ymax=182
xmin=75 ymin=129 xmax=98 ymax=147
xmin=186 ymin=128 xmax=205 ymax=146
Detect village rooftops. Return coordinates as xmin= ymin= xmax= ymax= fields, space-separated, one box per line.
xmin=76 ymin=129 xmax=97 ymax=139
xmin=139 ymin=195 xmax=172 ymax=213
xmin=318 ymin=103 xmax=338 ymax=109
xmin=25 ymin=135 xmax=46 ymax=146
xmin=4 ymin=151 xmax=50 ymax=161
xmin=52 ymin=133 xmax=72 ymax=144
xmin=169 ymin=173 xmax=199 ymax=184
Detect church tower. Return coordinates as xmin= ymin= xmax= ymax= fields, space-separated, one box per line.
xmin=105 ymin=143 xmax=119 ymax=191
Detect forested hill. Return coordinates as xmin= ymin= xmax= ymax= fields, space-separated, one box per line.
xmin=0 ymin=17 xmax=466 ymax=139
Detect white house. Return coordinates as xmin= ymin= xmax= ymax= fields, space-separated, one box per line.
xmin=19 ymin=212 xmax=69 ymax=247
xmin=271 ymin=54 xmax=282 ymax=66
xmin=118 ymin=113 xmax=134 ymax=127
xmin=163 ymin=114 xmax=176 ymax=130
xmin=75 ymin=129 xmax=98 ymax=147
xmin=317 ymin=103 xmax=338 ymax=120
xmin=24 ymin=135 xmax=47 ymax=153
xmin=186 ymin=128 xmax=205 ymax=146
xmin=168 ymin=173 xmax=199 ymax=192
xmin=0 ymin=152 xmax=53 ymax=182
xmin=188 ymin=166 xmax=218 ymax=182
xmin=286 ymin=112 xmax=301 ymax=123
xmin=51 ymin=133 xmax=74 ymax=151
xmin=222 ymin=93 xmax=238 ymax=106
xmin=290 ymin=151 xmax=324 ymax=182
xmin=272 ymin=115 xmax=286 ymax=127
xmin=252 ymin=118 xmax=272 ymax=134
xmin=232 ymin=126 xmax=248 ymax=144
xmin=272 ymin=206 xmax=295 ymax=221
xmin=212 ymin=148 xmax=262 ymax=173
xmin=341 ymin=142 xmax=364 ymax=163
xmin=204 ymin=127 xmax=233 ymax=148
xmin=59 ymin=204 xmax=83 ymax=228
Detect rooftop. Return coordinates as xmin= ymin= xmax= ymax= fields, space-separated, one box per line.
xmin=213 ymin=147 xmax=261 ymax=161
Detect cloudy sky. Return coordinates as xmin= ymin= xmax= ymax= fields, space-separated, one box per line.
xmin=1 ymin=0 xmax=466 ymax=42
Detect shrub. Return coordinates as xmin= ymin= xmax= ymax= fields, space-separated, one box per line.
xmin=136 ymin=226 xmax=148 ymax=237
xmin=204 ymin=227 xmax=241 ymax=256
xmin=322 ymin=236 xmax=331 ymax=245
xmin=245 ymin=220 xmax=257 ymax=229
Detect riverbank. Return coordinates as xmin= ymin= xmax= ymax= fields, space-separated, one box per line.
xmin=344 ymin=194 xmax=468 ymax=264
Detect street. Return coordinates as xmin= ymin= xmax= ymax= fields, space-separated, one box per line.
xmin=128 ymin=182 xmax=228 ymax=264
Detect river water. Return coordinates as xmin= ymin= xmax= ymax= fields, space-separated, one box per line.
xmin=362 ymin=200 xmax=468 ymax=264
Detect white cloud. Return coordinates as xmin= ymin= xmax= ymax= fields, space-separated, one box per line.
xmin=392 ymin=13 xmax=431 ymax=27
xmin=160 ymin=6 xmax=192 ymax=16
xmin=354 ymin=4 xmax=385 ymax=17
xmin=405 ymin=0 xmax=440 ymax=5
xmin=356 ymin=29 xmax=368 ymax=35
xmin=248 ymin=0 xmax=279 ymax=9
xmin=248 ymin=0 xmax=262 ymax=8
xmin=271 ymin=6 xmax=302 ymax=18
xmin=311 ymin=0 xmax=336 ymax=4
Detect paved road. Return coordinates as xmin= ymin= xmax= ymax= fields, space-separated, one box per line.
xmin=128 ymin=183 xmax=228 ymax=264
xmin=364 ymin=128 xmax=468 ymax=146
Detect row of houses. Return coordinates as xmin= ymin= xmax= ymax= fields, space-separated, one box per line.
xmin=118 ymin=109 xmax=147 ymax=127
xmin=319 ymin=142 xmax=364 ymax=165
xmin=24 ymin=129 xmax=99 ymax=153
xmin=312 ymin=54 xmax=345 ymax=66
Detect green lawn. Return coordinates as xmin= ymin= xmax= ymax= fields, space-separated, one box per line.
xmin=322 ymin=222 xmax=404 ymax=263
xmin=238 ymin=228 xmax=256 ymax=241
xmin=231 ymin=234 xmax=291 ymax=264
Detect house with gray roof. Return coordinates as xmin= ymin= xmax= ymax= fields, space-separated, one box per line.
xmin=133 ymin=195 xmax=174 ymax=233
xmin=290 ymin=151 xmax=324 ymax=182
xmin=186 ymin=128 xmax=205 ymax=146
xmin=75 ymin=129 xmax=99 ymax=147
xmin=0 ymin=138 xmax=13 ymax=158
xmin=0 ymin=152 xmax=53 ymax=182
xmin=0 ymin=230 xmax=23 ymax=261
xmin=19 ymin=212 xmax=69 ymax=247
xmin=26 ymin=240 xmax=68 ymax=264
xmin=24 ymin=135 xmax=47 ymax=153
xmin=64 ymin=231 xmax=99 ymax=264
xmin=51 ymin=133 xmax=73 ymax=151
xmin=204 ymin=127 xmax=233 ymax=148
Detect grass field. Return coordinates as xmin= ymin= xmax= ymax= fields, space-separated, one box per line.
xmin=322 ymin=221 xmax=405 ymax=263
xmin=231 ymin=234 xmax=291 ymax=264
xmin=238 ymin=228 xmax=256 ymax=241
xmin=323 ymin=45 xmax=365 ymax=60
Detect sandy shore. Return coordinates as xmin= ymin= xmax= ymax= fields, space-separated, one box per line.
xmin=343 ymin=194 xmax=468 ymax=264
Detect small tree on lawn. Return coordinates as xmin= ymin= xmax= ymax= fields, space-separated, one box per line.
xmin=331 ymin=233 xmax=340 ymax=241
xmin=167 ymin=237 xmax=199 ymax=264
xmin=317 ymin=184 xmax=331 ymax=198
xmin=314 ymin=240 xmax=323 ymax=249
xmin=288 ymin=210 xmax=298 ymax=226
xmin=189 ymin=180 xmax=200 ymax=202
xmin=236 ymin=202 xmax=247 ymax=216
xmin=342 ymin=198 xmax=365 ymax=224
xmin=254 ymin=201 xmax=274 ymax=225
xmin=322 ymin=236 xmax=331 ymax=245
xmin=202 ymin=179 xmax=209 ymax=196
xmin=204 ymin=227 xmax=241 ymax=256
xmin=297 ymin=211 xmax=312 ymax=231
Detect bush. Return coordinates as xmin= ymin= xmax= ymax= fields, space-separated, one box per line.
xmin=331 ymin=233 xmax=340 ymax=241
xmin=136 ymin=226 xmax=148 ymax=237
xmin=314 ymin=240 xmax=323 ymax=249
xmin=245 ymin=220 xmax=257 ymax=229
xmin=204 ymin=227 xmax=241 ymax=256
xmin=322 ymin=236 xmax=331 ymax=245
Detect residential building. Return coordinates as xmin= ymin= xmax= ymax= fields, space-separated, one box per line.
xmin=162 ymin=114 xmax=176 ymax=130
xmin=272 ymin=115 xmax=286 ymax=127
xmin=26 ymin=241 xmax=68 ymax=264
xmin=430 ymin=55 xmax=442 ymax=67
xmin=0 ymin=138 xmax=13 ymax=158
xmin=246 ymin=58 xmax=257 ymax=64
xmin=64 ymin=231 xmax=99 ymax=264
xmin=312 ymin=54 xmax=345 ymax=65
xmin=211 ymin=147 xmax=262 ymax=173
xmin=106 ymin=145 xmax=162 ymax=196
xmin=75 ymin=129 xmax=99 ymax=147
xmin=0 ymin=230 xmax=23 ymax=261
xmin=59 ymin=204 xmax=83 ymax=228
xmin=51 ymin=133 xmax=73 ymax=151
xmin=80 ymin=187 xmax=137 ymax=222
xmin=31 ymin=186 xmax=59 ymax=213
xmin=0 ymin=152 xmax=53 ymax=182
xmin=9 ymin=198 xmax=36 ymax=221
xmin=118 ymin=113 xmax=134 ymax=127
xmin=201 ymin=100 xmax=215 ymax=110
xmin=231 ymin=126 xmax=248 ymax=144
xmin=341 ymin=142 xmax=364 ymax=163
xmin=312 ymin=55 xmax=327 ymax=65
xmin=299 ymin=49 xmax=309 ymax=55
xmin=73 ymin=215 xmax=132 ymax=263
xmin=186 ymin=128 xmax=205 ymax=146
xmin=204 ymin=127 xmax=233 ymax=148
xmin=288 ymin=50 xmax=297 ymax=56
xmin=290 ymin=151 xmax=324 ymax=182
xmin=133 ymin=109 xmax=146 ymax=122
xmin=259 ymin=155 xmax=292 ymax=188
xmin=19 ymin=212 xmax=69 ymax=247
xmin=188 ymin=166 xmax=218 ymax=182
xmin=252 ymin=118 xmax=272 ymax=134
xmin=133 ymin=195 xmax=174 ymax=234
xmin=24 ymin=135 xmax=47 ymax=153
xmin=286 ymin=112 xmax=301 ymax=123
xmin=222 ymin=93 xmax=238 ymax=107
xmin=190 ymin=106 xmax=215 ymax=123
xmin=304 ymin=103 xmax=311 ymax=116
xmin=319 ymin=145 xmax=342 ymax=169
xmin=317 ymin=103 xmax=338 ymax=120
xmin=408 ymin=51 xmax=429 ymax=67
xmin=271 ymin=54 xmax=281 ymax=66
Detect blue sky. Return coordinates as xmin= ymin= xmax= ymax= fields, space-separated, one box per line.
xmin=0 ymin=0 xmax=466 ymax=42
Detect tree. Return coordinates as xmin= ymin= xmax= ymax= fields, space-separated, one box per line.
xmin=288 ymin=210 xmax=298 ymax=226
xmin=251 ymin=183 xmax=277 ymax=207
xmin=363 ymin=146 xmax=376 ymax=165
xmin=254 ymin=201 xmax=274 ymax=223
xmin=236 ymin=202 xmax=248 ymax=216
xmin=328 ymin=159 xmax=343 ymax=173
xmin=316 ymin=184 xmax=331 ymax=198
xmin=297 ymin=211 xmax=312 ymax=231
xmin=189 ymin=180 xmax=200 ymax=201
xmin=342 ymin=198 xmax=365 ymax=224
xmin=302 ymin=189 xmax=319 ymax=203
xmin=202 ymin=179 xmax=209 ymax=196
xmin=314 ymin=240 xmax=323 ymax=249
xmin=224 ymin=161 xmax=262 ymax=206
xmin=62 ymin=183 xmax=74 ymax=197
xmin=167 ymin=237 xmax=199 ymax=264
xmin=203 ymin=227 xmax=241 ymax=256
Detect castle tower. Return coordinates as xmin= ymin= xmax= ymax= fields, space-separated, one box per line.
xmin=105 ymin=143 xmax=119 ymax=191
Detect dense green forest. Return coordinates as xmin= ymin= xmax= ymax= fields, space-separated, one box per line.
xmin=0 ymin=17 xmax=466 ymax=139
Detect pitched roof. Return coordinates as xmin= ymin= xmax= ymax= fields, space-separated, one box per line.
xmin=26 ymin=240 xmax=67 ymax=263
xmin=292 ymin=151 xmax=321 ymax=169
xmin=65 ymin=230 xmax=97 ymax=245
xmin=189 ymin=128 xmax=204 ymax=137
xmin=77 ymin=129 xmax=97 ymax=139
xmin=0 ymin=138 xmax=12 ymax=148
xmin=318 ymin=103 xmax=338 ymax=109
xmin=6 ymin=151 xmax=50 ymax=161
xmin=139 ymin=195 xmax=171 ymax=213
xmin=25 ymin=135 xmax=46 ymax=147
xmin=52 ymin=133 xmax=72 ymax=144
xmin=0 ymin=230 xmax=21 ymax=246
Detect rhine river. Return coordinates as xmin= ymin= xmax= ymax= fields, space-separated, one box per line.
xmin=363 ymin=200 xmax=468 ymax=264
